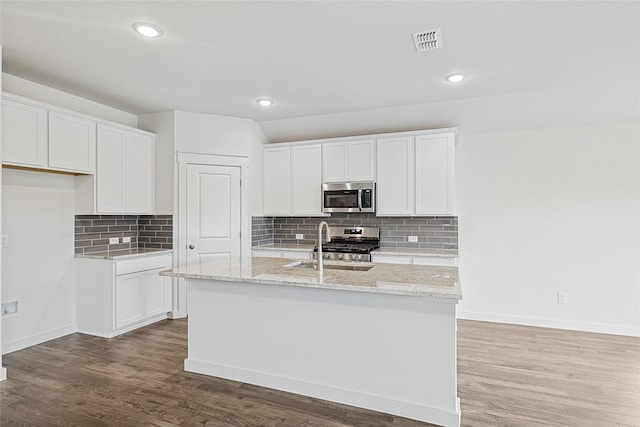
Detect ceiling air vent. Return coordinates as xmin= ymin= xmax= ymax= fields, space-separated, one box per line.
xmin=412 ymin=28 xmax=442 ymax=52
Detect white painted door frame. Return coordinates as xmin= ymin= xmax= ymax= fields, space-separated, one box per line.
xmin=171 ymin=152 xmax=250 ymax=319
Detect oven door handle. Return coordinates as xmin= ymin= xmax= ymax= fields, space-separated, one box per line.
xmin=357 ymin=189 xmax=362 ymax=212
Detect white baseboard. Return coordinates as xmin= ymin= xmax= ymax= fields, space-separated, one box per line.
xmin=185 ymin=358 xmax=461 ymax=427
xmin=2 ymin=323 xmax=77 ymax=355
xmin=458 ymin=310 xmax=640 ymax=337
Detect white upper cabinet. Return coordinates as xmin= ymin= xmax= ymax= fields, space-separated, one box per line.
xmin=95 ymin=124 xmax=154 ymax=214
xmin=2 ymin=94 xmax=96 ymax=174
xmin=322 ymin=139 xmax=375 ymax=182
xmin=377 ymin=131 xmax=455 ymax=216
xmin=263 ymin=146 xmax=292 ymax=216
xmin=415 ymin=133 xmax=455 ymax=215
xmin=291 ymin=144 xmax=323 ymax=215
xmin=376 ymin=136 xmax=415 ymax=215
xmin=48 ymin=111 xmax=96 ymax=173
xmin=263 ymin=143 xmax=323 ymax=216
xmin=1 ymin=98 xmax=48 ymax=167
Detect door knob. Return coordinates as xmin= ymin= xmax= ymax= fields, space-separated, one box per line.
xmin=188 ymin=244 xmax=195 ymax=249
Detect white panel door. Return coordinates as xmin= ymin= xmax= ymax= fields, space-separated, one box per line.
xmin=347 ymin=139 xmax=376 ymax=181
xmin=263 ymin=147 xmax=291 ymax=215
xmin=415 ymin=134 xmax=455 ymax=215
xmin=48 ymin=111 xmax=96 ymax=173
xmin=96 ymin=125 xmax=125 ymax=212
xmin=292 ymin=144 xmax=322 ymax=215
xmin=376 ymin=136 xmax=415 ymax=215
xmin=114 ymin=274 xmax=143 ymax=329
xmin=1 ymin=99 xmax=48 ymax=167
xmin=322 ymin=142 xmax=347 ymax=182
xmin=141 ymin=269 xmax=171 ymax=317
xmin=186 ymin=164 xmax=241 ymax=266
xmin=124 ymin=133 xmax=153 ymax=213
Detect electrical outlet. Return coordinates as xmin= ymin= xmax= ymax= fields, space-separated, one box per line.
xmin=296 ymin=234 xmax=304 ymax=240
xmin=408 ymin=236 xmax=418 ymax=243
xmin=1 ymin=301 xmax=18 ymax=317
xmin=109 ymin=237 xmax=119 ymax=244
xmin=1 ymin=235 xmax=8 ymax=248
xmin=122 ymin=237 xmax=131 ymax=243
xmin=557 ymin=292 xmax=568 ymax=304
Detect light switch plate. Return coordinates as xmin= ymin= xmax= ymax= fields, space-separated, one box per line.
xmin=296 ymin=234 xmax=304 ymax=240
xmin=1 ymin=235 xmax=8 ymax=248
xmin=122 ymin=237 xmax=131 ymax=243
xmin=109 ymin=237 xmax=119 ymax=244
xmin=408 ymin=236 xmax=418 ymax=243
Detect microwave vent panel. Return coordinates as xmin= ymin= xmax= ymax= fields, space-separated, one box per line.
xmin=412 ymin=28 xmax=442 ymax=52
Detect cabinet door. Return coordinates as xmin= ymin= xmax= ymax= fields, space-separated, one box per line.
xmin=347 ymin=139 xmax=375 ymax=181
xmin=48 ymin=111 xmax=96 ymax=173
xmin=141 ymin=270 xmax=170 ymax=317
xmin=415 ymin=134 xmax=455 ymax=215
xmin=1 ymin=98 xmax=48 ymax=167
xmin=376 ymin=136 xmax=415 ymax=215
xmin=322 ymin=142 xmax=347 ymax=182
xmin=263 ymin=147 xmax=292 ymax=215
xmin=124 ymin=133 xmax=154 ymax=213
xmin=114 ymin=274 xmax=143 ymax=329
xmin=291 ymin=144 xmax=322 ymax=215
xmin=96 ymin=125 xmax=125 ymax=212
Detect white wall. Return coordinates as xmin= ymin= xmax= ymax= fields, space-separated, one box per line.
xmin=456 ymin=122 xmax=640 ymax=336
xmin=1 ymin=169 xmax=77 ymax=353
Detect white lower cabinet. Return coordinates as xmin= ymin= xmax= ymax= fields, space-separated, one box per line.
xmin=77 ymin=253 xmax=172 ymax=338
xmin=372 ymin=253 xmax=457 ymax=266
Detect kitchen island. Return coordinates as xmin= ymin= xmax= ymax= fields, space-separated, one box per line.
xmin=161 ymin=257 xmax=462 ymax=427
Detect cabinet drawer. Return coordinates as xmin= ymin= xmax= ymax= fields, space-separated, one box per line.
xmin=116 ymin=254 xmax=171 ymax=276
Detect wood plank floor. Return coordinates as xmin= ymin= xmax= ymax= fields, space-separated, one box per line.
xmin=0 ymin=318 xmax=638 ymax=427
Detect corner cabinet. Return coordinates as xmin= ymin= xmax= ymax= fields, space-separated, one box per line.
xmin=263 ymin=143 xmax=324 ymax=216
xmin=77 ymin=124 xmax=155 ymax=214
xmin=377 ymin=131 xmax=455 ymax=216
xmin=1 ymin=94 xmax=96 ymax=174
xmin=76 ymin=253 xmax=172 ymax=338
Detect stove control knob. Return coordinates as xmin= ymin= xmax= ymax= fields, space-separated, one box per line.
xmin=339 ymin=254 xmax=344 ymax=260
xmin=324 ymin=254 xmax=330 ymax=259
xmin=355 ymin=255 xmax=361 ymax=261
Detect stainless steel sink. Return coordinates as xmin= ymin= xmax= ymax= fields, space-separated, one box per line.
xmin=283 ymin=261 xmax=375 ymax=271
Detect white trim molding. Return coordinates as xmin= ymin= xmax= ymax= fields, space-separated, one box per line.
xmin=458 ymin=310 xmax=640 ymax=337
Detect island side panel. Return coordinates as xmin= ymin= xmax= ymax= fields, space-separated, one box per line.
xmin=185 ymin=278 xmax=460 ymax=427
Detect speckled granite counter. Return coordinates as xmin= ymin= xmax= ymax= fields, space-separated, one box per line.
xmin=373 ymin=248 xmax=458 ymax=257
xmin=161 ymin=256 xmax=461 ymax=300
xmin=251 ymin=244 xmax=458 ymax=258
xmin=251 ymin=243 xmax=314 ymax=252
xmin=75 ymin=248 xmax=173 ymax=260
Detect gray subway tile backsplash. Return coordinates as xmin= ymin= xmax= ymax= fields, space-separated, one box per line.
xmin=75 ymin=214 xmax=173 ymax=253
xmin=251 ymin=214 xmax=458 ymax=251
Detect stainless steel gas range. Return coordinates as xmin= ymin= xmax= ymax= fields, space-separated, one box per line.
xmin=313 ymin=226 xmax=380 ymax=262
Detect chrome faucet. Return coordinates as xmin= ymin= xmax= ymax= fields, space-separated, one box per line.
xmin=317 ymin=221 xmax=331 ymax=283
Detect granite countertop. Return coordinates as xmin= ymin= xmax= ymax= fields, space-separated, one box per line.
xmin=75 ymin=248 xmax=173 ymax=260
xmin=252 ymin=244 xmax=315 ymax=252
xmin=161 ymin=256 xmax=461 ymax=301
xmin=252 ymin=243 xmax=458 ymax=258
xmin=373 ymin=248 xmax=459 ymax=257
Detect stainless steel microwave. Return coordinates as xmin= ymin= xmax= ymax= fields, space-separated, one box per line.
xmin=322 ymin=182 xmax=375 ymax=213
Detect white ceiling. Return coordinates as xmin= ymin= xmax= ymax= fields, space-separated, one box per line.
xmin=1 ymin=1 xmax=639 ymax=140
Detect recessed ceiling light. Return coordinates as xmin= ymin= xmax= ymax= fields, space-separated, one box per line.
xmin=256 ymin=99 xmax=274 ymax=107
xmin=133 ymin=22 xmax=163 ymax=38
xmin=445 ymin=73 xmax=467 ymax=83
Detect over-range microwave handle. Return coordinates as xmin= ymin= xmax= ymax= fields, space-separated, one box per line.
xmin=358 ymin=189 xmax=362 ymax=212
